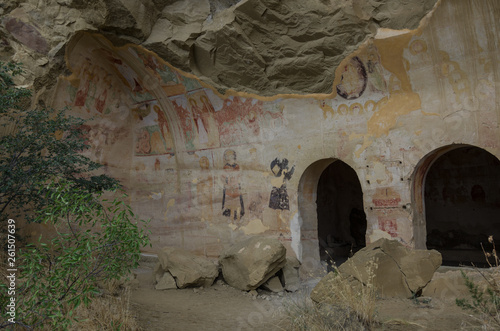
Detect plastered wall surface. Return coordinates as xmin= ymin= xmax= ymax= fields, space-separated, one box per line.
xmin=2 ymin=0 xmax=499 ymax=267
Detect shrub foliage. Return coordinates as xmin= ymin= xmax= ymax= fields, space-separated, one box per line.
xmin=0 ymin=62 xmax=150 ymax=329
xmin=0 ymin=62 xmax=119 ymax=222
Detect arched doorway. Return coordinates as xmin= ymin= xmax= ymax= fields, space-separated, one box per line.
xmin=413 ymin=145 xmax=500 ymax=266
xmin=316 ymin=160 xmax=366 ymax=266
xmin=296 ymin=158 xmax=366 ymax=271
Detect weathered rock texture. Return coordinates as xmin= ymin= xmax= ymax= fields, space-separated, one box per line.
xmin=155 ymin=271 xmax=177 ymax=290
xmin=280 ymin=257 xmax=301 ymax=292
xmin=219 ymin=236 xmax=286 ymax=291
xmin=312 ymin=239 xmax=442 ymax=299
xmin=422 ymin=268 xmax=500 ymax=301
xmin=260 ymin=275 xmax=283 ymax=293
xmin=1 ymin=0 xmax=436 ymax=95
xmin=187 ymin=0 xmax=437 ymax=95
xmin=2 ymin=0 xmax=500 ymax=277
xmin=156 ymin=247 xmax=219 ymax=288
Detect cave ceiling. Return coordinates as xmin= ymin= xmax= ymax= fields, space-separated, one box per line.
xmin=1 ymin=0 xmax=438 ymax=97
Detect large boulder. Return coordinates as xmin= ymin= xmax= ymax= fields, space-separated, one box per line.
xmin=219 ymin=236 xmax=286 ymax=291
xmin=156 ymin=247 xmax=219 ymax=289
xmin=312 ymin=238 xmax=442 ymax=300
xmin=422 ymin=268 xmax=498 ymax=301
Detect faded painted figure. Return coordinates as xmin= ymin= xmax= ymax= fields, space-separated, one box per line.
xmin=197 ymin=156 xmax=214 ymax=218
xmin=222 ymin=149 xmax=245 ymax=221
xmin=269 ymin=158 xmax=295 ymax=210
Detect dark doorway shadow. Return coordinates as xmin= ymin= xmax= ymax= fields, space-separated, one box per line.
xmin=425 ymin=146 xmax=500 ymax=267
xmin=316 ymin=160 xmax=366 ymax=268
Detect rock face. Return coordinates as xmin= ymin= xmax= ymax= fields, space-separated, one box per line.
xmin=422 ymin=268 xmax=500 ymax=301
xmin=156 ymin=247 xmax=219 ymax=289
xmin=219 ymin=236 xmax=286 ymax=291
xmin=281 ymin=257 xmax=301 ymax=292
xmin=260 ymin=275 xmax=283 ymax=293
xmin=155 ymin=271 xmax=177 ymax=290
xmin=161 ymin=0 xmax=438 ymax=95
xmin=312 ymin=239 xmax=442 ymax=300
xmin=4 ymin=0 xmax=497 ymax=280
xmin=0 ymin=0 xmax=437 ymax=95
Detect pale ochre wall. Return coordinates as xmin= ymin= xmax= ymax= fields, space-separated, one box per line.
xmin=40 ymin=0 xmax=500 ymax=266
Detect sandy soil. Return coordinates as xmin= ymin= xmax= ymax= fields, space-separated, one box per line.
xmin=130 ymin=265 xmax=482 ymax=331
xmin=131 ymin=280 xmax=283 ymax=330
xmin=374 ymin=297 xmax=477 ymax=330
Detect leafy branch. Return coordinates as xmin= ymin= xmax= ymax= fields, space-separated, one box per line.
xmin=0 ymin=62 xmax=150 ymax=329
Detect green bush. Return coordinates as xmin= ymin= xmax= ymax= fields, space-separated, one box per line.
xmin=456 ymin=237 xmax=500 ymax=330
xmin=0 ymin=62 xmax=150 ymax=329
xmin=5 ymin=182 xmax=150 ymax=329
xmin=0 ymin=61 xmax=119 ymax=222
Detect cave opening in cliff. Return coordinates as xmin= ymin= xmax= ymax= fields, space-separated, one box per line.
xmin=424 ymin=146 xmax=500 ymax=267
xmin=316 ymin=160 xmax=366 ymax=266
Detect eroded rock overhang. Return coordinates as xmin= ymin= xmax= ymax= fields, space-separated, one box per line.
xmin=1 ymin=0 xmax=438 ymax=97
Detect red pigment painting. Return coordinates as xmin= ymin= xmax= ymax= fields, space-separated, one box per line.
xmin=187 ymin=90 xmax=219 ymax=149
xmin=170 ymin=96 xmax=195 ymax=151
xmin=378 ymin=217 xmax=398 ymax=237
xmin=214 ymin=97 xmax=284 ymax=147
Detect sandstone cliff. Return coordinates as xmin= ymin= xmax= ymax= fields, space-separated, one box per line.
xmin=1 ymin=0 xmax=437 ymax=97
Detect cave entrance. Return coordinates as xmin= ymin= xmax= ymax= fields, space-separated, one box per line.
xmin=316 ymin=160 xmax=366 ymax=266
xmin=421 ymin=145 xmax=500 ymax=266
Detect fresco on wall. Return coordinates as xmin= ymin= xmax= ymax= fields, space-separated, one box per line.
xmin=215 ymin=97 xmax=285 ymax=147
xmin=170 ymin=95 xmax=196 ymax=151
xmin=93 ymin=73 xmax=111 ymax=114
xmin=268 ymin=158 xmax=295 ymax=211
xmin=162 ymin=92 xmax=286 ymax=152
xmin=221 ymin=149 xmax=245 ymax=221
xmin=134 ymin=102 xmax=174 ymax=156
xmin=158 ymin=64 xmax=180 ymax=86
xmin=379 ymin=217 xmax=398 ymax=238
xmin=365 ymin=48 xmax=388 ymax=94
xmin=409 ymin=39 xmax=427 ymax=56
xmin=320 ymin=99 xmax=381 ymax=119
xmin=321 ymin=47 xmax=387 ymax=120
xmin=336 ymin=56 xmax=368 ymax=100
xmin=182 ymin=76 xmax=203 ymax=92
xmin=373 ymin=188 xmax=401 ymax=238
xmin=77 ymin=123 xmax=128 ymax=164
xmin=129 ymin=49 xmax=219 ymax=152
xmin=439 ymin=51 xmax=472 ymax=104
xmin=137 ymin=50 xmax=164 ymax=80
xmin=187 ymin=90 xmax=220 ymax=149
xmin=72 ymin=58 xmax=119 ymax=115
xmin=136 ymin=48 xmax=186 ymax=96
xmin=73 ymin=58 xmax=93 ymax=107
xmin=135 ymin=126 xmax=164 ymax=155
xmin=100 ymin=48 xmax=155 ymax=104
xmin=197 ymin=156 xmax=214 ymax=218
xmin=216 ymin=97 xmax=257 ymax=147
xmin=131 ymin=156 xmax=177 ymax=187
xmin=135 ymin=47 xmax=203 ymax=96
xmin=69 ymin=48 xmax=160 ymax=117
xmin=90 ymin=45 xmax=289 ymax=154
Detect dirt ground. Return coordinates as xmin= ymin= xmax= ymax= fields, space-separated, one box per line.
xmin=131 ymin=279 xmax=283 ymax=330
xmin=130 ymin=265 xmax=482 ymax=331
